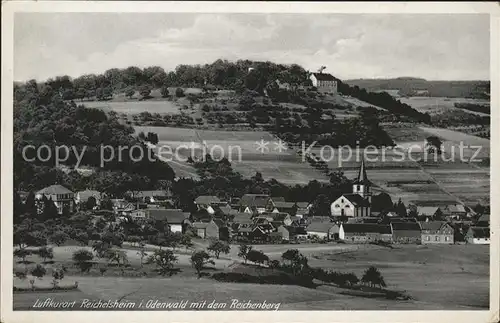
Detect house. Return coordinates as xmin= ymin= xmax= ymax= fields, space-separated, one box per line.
xmin=144 ymin=209 xmax=190 ymax=233
xmin=268 ymin=201 xmax=297 ymax=215
xmin=111 ymin=199 xmax=136 ymax=216
xmin=290 ymin=216 xmax=306 ymax=227
xmin=306 ymin=221 xmax=336 ymax=240
xmin=194 ymin=196 xmax=221 ymax=210
xmin=275 ymin=225 xmax=291 ymax=241
xmin=391 ymin=222 xmax=421 ymax=244
xmin=331 ymin=159 xmax=371 ymax=218
xmin=270 ymin=212 xmax=292 ymax=226
xmin=75 ymin=190 xmax=101 ymax=208
xmin=420 ymin=221 xmax=454 ymax=244
xmin=36 ymin=185 xmax=75 ymax=214
xmin=475 ymin=214 xmax=490 ymax=227
xmin=192 ymin=220 xmax=219 ymax=239
xmin=213 ymin=205 xmax=238 ymax=219
xmin=231 ymin=212 xmax=254 ymax=229
xmin=417 ymin=206 xmax=442 ymax=220
xmin=465 ymin=227 xmax=490 ymax=244
xmin=309 ymin=72 xmax=338 ymax=93
xmin=131 ymin=190 xmax=171 ymax=204
xmin=443 ymin=204 xmax=467 ymax=219
xmin=339 ymin=223 xmax=393 ymax=243
xmin=238 ymin=194 xmax=271 ymax=214
xmin=295 ymin=202 xmax=311 ymax=209
xmin=252 ymin=224 xmax=274 ymax=241
xmin=346 ymin=217 xmax=380 ymax=224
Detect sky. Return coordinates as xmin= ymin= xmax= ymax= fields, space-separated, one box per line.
xmin=14 ymin=13 xmax=490 ymax=82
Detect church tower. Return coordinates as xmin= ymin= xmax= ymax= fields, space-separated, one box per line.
xmin=352 ymin=158 xmax=372 ymax=203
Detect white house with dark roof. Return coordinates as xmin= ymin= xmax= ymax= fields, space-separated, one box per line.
xmin=309 ymin=72 xmax=338 ymax=93
xmin=36 ymin=185 xmax=75 ymax=214
xmin=331 ymin=159 xmax=371 ymax=218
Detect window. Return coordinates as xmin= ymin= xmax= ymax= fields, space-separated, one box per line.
xmin=445 ymin=236 xmax=449 ymax=241
xmin=345 ymin=205 xmax=350 ymax=208
xmin=335 ymin=204 xmax=340 ymax=208
xmin=357 ymin=185 xmax=360 ymax=191
xmin=426 ymin=236 xmax=430 ymax=241
xmin=341 ymin=198 xmax=344 ymax=203
xmin=435 ymin=236 xmax=440 ymax=241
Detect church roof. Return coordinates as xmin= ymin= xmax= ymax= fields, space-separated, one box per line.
xmin=353 ymin=159 xmax=370 ymax=185
xmin=342 ymin=194 xmax=370 ymax=207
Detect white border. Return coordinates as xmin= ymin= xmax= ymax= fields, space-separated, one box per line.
xmin=1 ymin=2 xmax=499 ymax=323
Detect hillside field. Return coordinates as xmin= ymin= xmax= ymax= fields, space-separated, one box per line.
xmin=134 ymin=126 xmax=328 ymax=184
xmin=13 ymin=243 xmax=489 ymax=310
xmin=399 ymin=97 xmax=489 ymax=116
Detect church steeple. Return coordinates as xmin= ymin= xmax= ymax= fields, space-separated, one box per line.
xmin=354 ymin=158 xmax=370 ymax=185
xmin=352 ymin=158 xmax=371 ymax=202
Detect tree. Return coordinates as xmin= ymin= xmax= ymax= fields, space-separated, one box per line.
xmin=92 ymin=240 xmax=112 ymax=258
xmin=426 ymin=136 xmax=442 ymax=155
xmin=139 ymin=85 xmax=152 ymax=99
xmin=138 ymin=131 xmax=146 ymax=141
xmin=14 ymin=248 xmax=31 ymax=263
xmin=86 ymin=196 xmax=97 ymax=210
xmin=160 ymin=86 xmax=170 ymax=98
xmin=190 ymin=250 xmax=214 ymax=278
xmin=180 ymin=232 xmax=194 ymax=251
xmin=247 ymin=250 xmax=269 ymax=267
xmin=105 ymin=249 xmax=128 ymax=267
xmin=137 ymin=242 xmax=148 ymax=268
xmin=361 ymin=266 xmax=386 ymax=289
xmin=281 ymin=249 xmax=300 ymax=266
xmin=49 ymin=231 xmax=69 ymax=246
xmin=207 ymin=239 xmax=230 ymax=259
xmin=37 ymin=246 xmax=54 ymax=263
xmin=147 ymin=249 xmax=178 ymax=276
xmin=394 ymin=198 xmax=407 ymax=217
xmin=75 ymin=231 xmax=90 ymax=246
xmin=31 ymin=264 xmax=46 ymax=280
xmin=125 ymin=89 xmax=135 ymax=99
xmin=175 ymin=87 xmax=185 ymax=98
xmin=238 ymin=244 xmax=253 ymax=264
xmin=52 ymin=267 xmax=65 ymax=288
xmin=72 ymin=249 xmax=94 ymax=273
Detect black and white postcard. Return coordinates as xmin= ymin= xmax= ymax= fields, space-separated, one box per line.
xmin=1 ymin=2 xmax=499 ymax=323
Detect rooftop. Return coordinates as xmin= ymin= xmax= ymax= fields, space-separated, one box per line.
xmin=37 ymin=185 xmax=73 ymax=195
xmin=311 ymin=72 xmax=336 ymax=81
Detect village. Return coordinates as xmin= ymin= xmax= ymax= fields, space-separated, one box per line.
xmin=21 ymin=160 xmax=490 ymax=247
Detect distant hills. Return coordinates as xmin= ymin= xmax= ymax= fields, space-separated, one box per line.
xmin=344 ymin=78 xmax=490 ymax=99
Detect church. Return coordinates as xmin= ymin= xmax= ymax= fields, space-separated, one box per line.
xmin=330 ymin=159 xmax=371 ymax=218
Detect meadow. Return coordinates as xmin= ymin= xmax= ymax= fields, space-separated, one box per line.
xmin=399 ymin=97 xmax=489 ymax=116
xmin=13 ymin=243 xmax=489 ymax=310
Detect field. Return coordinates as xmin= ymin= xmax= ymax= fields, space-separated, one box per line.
xmin=13 ymin=243 xmax=489 ymax=310
xmin=133 ymin=126 xmax=328 ymax=184
xmin=399 ymin=97 xmax=489 ymax=116
xmin=83 ymin=101 xmax=181 ymax=115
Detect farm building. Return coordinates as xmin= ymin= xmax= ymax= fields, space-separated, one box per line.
xmin=111 ymin=199 xmax=135 ymax=216
xmin=275 ymin=225 xmax=290 ymax=241
xmin=466 ymin=227 xmax=490 ymax=244
xmin=268 ymin=201 xmax=297 ymax=215
xmin=130 ymin=190 xmax=171 ymax=204
xmin=331 ymin=159 xmax=372 ymax=218
xmin=475 ymin=214 xmax=490 ymax=227
xmin=231 ymin=212 xmax=254 ymax=229
xmin=309 ymin=72 xmax=338 ymax=93
xmin=306 ymin=221 xmax=337 ymax=240
xmin=390 ymin=222 xmax=422 ymax=244
xmin=339 ymin=223 xmax=393 ymax=243
xmin=420 ymin=221 xmax=454 ymax=244
xmin=347 ymin=217 xmax=380 ymax=224
xmin=144 ymin=209 xmax=191 ymax=233
xmin=192 ymin=220 xmax=219 ymax=239
xmin=270 ymin=212 xmax=293 ymax=226
xmin=239 ymin=194 xmax=271 ymax=214
xmin=417 ymin=206 xmax=442 ymax=220
xmin=443 ymin=204 xmax=467 ymax=219
xmin=195 ymin=196 xmax=221 ymax=209
xmin=75 ymin=190 xmax=102 ymax=208
xmin=36 ymin=185 xmax=75 ymax=214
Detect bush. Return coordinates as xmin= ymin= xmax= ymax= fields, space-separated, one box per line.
xmin=175 ymin=88 xmax=185 ymax=98
xmin=211 ymin=272 xmax=315 ymax=288
xmin=72 ymin=249 xmax=94 ymax=273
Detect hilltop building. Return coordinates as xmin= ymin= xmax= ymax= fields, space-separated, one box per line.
xmin=310 ymin=72 xmax=338 ymax=93
xmin=330 ymin=159 xmax=372 ymax=218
